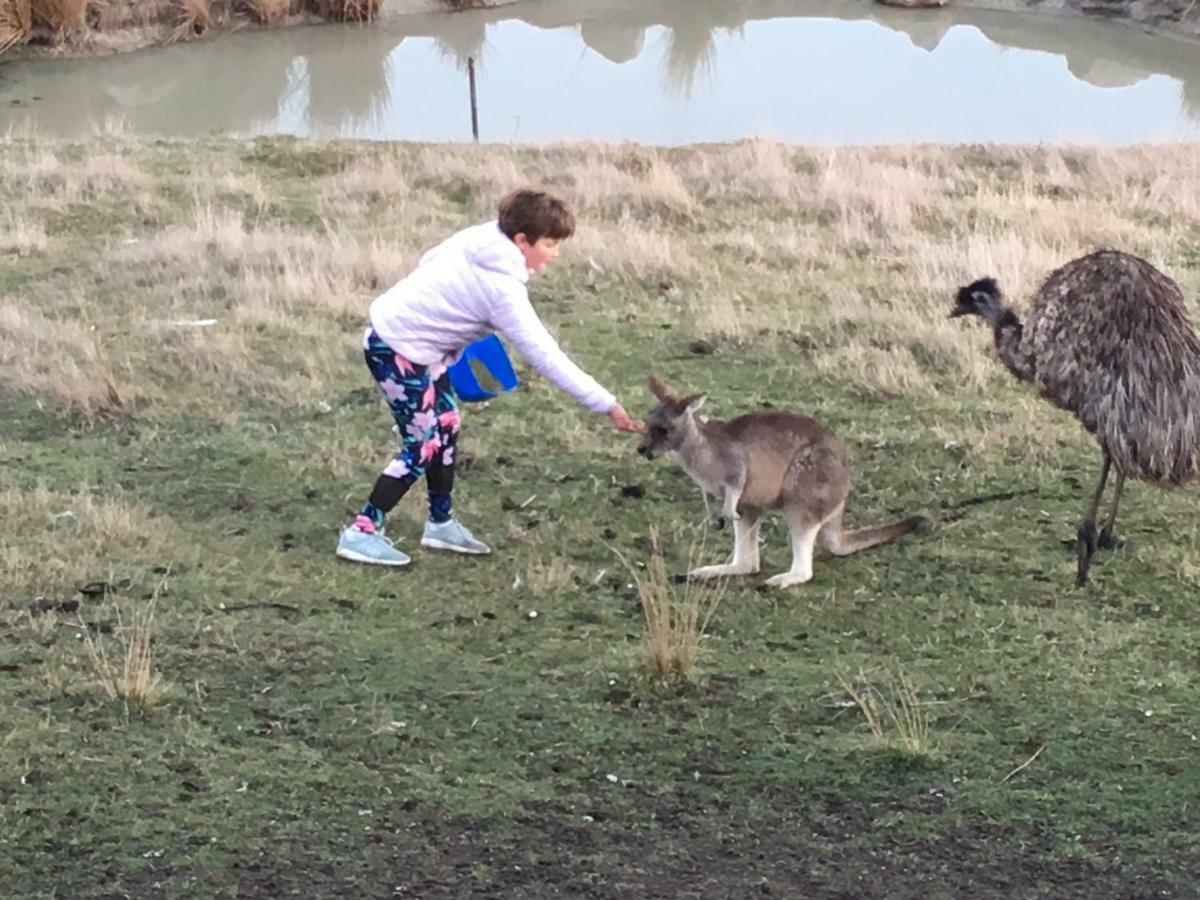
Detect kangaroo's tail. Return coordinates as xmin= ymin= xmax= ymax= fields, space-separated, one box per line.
xmin=819 ymin=507 xmax=925 ymax=556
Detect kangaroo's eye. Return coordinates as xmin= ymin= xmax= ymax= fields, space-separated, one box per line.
xmin=650 ymin=425 xmax=667 ymax=437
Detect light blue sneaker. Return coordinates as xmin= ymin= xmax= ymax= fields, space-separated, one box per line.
xmin=335 ymin=526 xmax=411 ymax=567
xmin=421 ymin=518 xmax=491 ymax=555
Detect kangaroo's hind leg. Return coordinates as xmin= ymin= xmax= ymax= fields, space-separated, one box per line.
xmin=765 ymin=508 xmax=826 ymax=589
xmin=816 ymin=503 xmax=849 ymax=556
xmin=688 ymin=509 xmax=762 ymax=580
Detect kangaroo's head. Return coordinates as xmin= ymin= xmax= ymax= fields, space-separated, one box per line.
xmin=637 ymin=375 xmax=706 ymax=460
xmin=949 ymin=277 xmax=1004 ymax=322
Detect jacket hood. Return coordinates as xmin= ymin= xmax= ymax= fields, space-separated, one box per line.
xmin=457 ymin=221 xmax=530 ymax=283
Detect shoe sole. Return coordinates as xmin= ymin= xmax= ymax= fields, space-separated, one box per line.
xmin=421 ymin=537 xmax=491 ymax=556
xmin=336 ymin=546 xmax=411 ymax=567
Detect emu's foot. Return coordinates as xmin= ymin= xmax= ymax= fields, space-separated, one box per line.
xmin=1075 ymin=520 xmax=1098 ymax=587
xmin=1097 ymin=527 xmax=1126 ymax=551
xmin=1062 ymin=529 xmax=1126 ymax=553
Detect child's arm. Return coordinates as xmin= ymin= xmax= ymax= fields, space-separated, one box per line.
xmin=489 ymin=284 xmax=620 ymax=415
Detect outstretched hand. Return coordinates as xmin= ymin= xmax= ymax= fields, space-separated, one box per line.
xmin=609 ymin=404 xmax=645 ymax=433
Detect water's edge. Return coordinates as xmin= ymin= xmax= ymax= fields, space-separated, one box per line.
xmin=1 ymin=0 xmax=1196 ymax=66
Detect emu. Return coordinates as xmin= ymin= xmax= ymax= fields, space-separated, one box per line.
xmin=950 ymin=249 xmax=1200 ymax=585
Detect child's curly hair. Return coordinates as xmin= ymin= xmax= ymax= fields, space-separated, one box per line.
xmin=498 ymin=189 xmax=576 ymax=243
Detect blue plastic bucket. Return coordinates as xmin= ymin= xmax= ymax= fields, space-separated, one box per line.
xmin=448 ymin=335 xmax=520 ymax=402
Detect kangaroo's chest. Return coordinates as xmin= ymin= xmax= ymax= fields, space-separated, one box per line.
xmin=669 ymin=449 xmax=731 ymax=497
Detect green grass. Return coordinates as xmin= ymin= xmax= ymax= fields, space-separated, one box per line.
xmin=3 ymin=135 xmax=1200 ymax=898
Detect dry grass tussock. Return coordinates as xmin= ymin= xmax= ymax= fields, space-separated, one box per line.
xmin=30 ymin=0 xmax=85 ymax=32
xmin=0 ymin=486 xmax=182 ymax=597
xmin=618 ymin=528 xmax=724 ymax=681
xmin=561 ymin=146 xmax=693 ymax=218
xmin=837 ymin=668 xmax=932 ymax=757
xmin=170 ymin=0 xmax=213 ymax=40
xmin=678 ymin=139 xmax=802 ymax=204
xmin=0 ymin=209 xmax=48 ymax=255
xmin=0 ymin=0 xmax=32 ymax=51
xmin=572 ymin=217 xmax=701 ymax=283
xmin=523 ymin=555 xmax=578 ymax=597
xmin=2 ymin=139 xmax=1198 ymax=418
xmin=241 ymin=0 xmax=288 ymax=25
xmin=0 ymin=301 xmax=130 ymax=417
xmin=313 ymin=0 xmax=378 ymax=22
xmin=81 ymin=592 xmax=169 ymax=714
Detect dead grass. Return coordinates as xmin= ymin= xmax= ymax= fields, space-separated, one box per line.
xmin=679 ymin=139 xmax=800 ymax=203
xmin=2 ymin=138 xmax=1198 ymax=428
xmin=619 ymin=528 xmax=724 ymax=681
xmin=0 ymin=210 xmax=48 ymax=255
xmin=80 ymin=592 xmax=168 ymax=714
xmin=313 ymin=0 xmax=377 ymax=22
xmin=170 ymin=0 xmax=211 ymax=40
xmin=837 ymin=668 xmax=932 ymax=757
xmin=0 ymin=0 xmax=32 ymax=51
xmin=523 ymin=555 xmax=578 ymax=597
xmin=30 ymin=0 xmax=85 ymax=32
xmin=241 ymin=0 xmax=287 ymax=25
xmin=0 ymin=301 xmax=130 ymax=418
xmin=0 ymin=486 xmax=183 ymax=598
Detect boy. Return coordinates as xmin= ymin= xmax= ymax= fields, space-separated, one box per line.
xmin=337 ymin=188 xmax=643 ymax=567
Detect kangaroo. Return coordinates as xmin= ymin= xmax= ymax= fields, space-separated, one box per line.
xmin=636 ymin=375 xmax=924 ymax=588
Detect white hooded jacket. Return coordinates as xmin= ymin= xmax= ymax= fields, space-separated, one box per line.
xmin=369 ymin=221 xmax=617 ymax=415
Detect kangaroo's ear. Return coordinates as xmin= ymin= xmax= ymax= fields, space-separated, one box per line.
xmin=683 ymin=394 xmax=706 ymax=414
xmin=647 ymin=375 xmax=674 ymax=404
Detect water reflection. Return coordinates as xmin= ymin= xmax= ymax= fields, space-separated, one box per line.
xmin=305 ymin=26 xmax=397 ymax=132
xmin=430 ymin=18 xmax=488 ymax=72
xmin=579 ymin=17 xmax=644 ymax=64
xmin=0 ymin=0 xmax=1197 ymax=143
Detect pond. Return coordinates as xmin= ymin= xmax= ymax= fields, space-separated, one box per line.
xmin=1 ymin=0 xmax=1199 ymax=145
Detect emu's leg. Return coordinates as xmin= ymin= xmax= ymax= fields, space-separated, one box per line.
xmin=1075 ymin=450 xmax=1111 ymax=586
xmin=1098 ymin=470 xmax=1126 ymax=551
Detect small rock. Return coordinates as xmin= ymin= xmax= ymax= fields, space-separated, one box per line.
xmin=688 ymin=339 xmax=715 ymax=355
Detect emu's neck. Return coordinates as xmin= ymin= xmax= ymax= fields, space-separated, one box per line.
xmin=990 ymin=307 xmax=1035 ymax=384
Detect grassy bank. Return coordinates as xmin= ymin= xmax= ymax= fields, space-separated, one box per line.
xmin=0 ymin=0 xmax=469 ymax=58
xmin=3 ymin=134 xmax=1200 ymax=898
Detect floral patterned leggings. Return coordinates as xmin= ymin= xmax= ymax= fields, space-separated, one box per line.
xmin=359 ymin=328 xmax=461 ymax=526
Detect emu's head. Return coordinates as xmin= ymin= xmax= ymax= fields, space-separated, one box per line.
xmin=636 ymin=375 xmax=705 ymax=460
xmin=950 ymin=277 xmax=1004 ymax=322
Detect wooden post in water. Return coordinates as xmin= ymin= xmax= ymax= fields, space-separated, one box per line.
xmin=467 ymin=56 xmax=479 ymax=142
